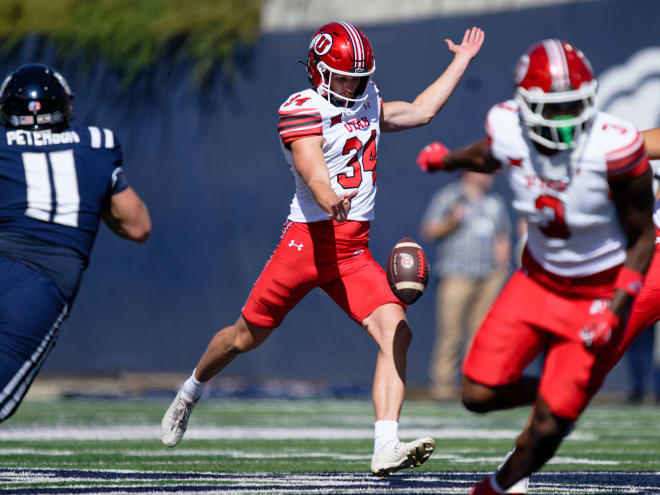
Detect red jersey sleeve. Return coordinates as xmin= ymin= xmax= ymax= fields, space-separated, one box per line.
xmin=606 ymin=130 xmax=649 ymax=181
xmin=277 ymin=107 xmax=322 ymax=145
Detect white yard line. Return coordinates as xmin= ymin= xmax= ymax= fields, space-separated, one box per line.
xmin=0 ymin=425 xmax=596 ymax=441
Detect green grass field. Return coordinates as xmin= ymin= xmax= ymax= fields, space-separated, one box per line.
xmin=2 ymin=397 xmax=659 ymax=493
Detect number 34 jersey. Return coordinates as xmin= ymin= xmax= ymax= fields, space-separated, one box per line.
xmin=487 ymin=100 xmax=649 ymax=278
xmin=277 ymin=82 xmax=381 ymax=223
xmin=0 ymin=125 xmax=127 ymax=262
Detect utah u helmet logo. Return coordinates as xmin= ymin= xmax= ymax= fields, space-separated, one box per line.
xmin=311 ymin=33 xmax=333 ymax=56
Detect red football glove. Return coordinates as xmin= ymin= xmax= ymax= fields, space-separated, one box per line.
xmin=417 ymin=141 xmax=450 ymax=172
xmin=579 ymin=309 xmax=620 ymax=350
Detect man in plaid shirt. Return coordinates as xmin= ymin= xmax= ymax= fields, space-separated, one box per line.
xmin=421 ymin=171 xmax=512 ymax=400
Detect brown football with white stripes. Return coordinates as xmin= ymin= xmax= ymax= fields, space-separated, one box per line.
xmin=386 ymin=237 xmax=430 ymax=305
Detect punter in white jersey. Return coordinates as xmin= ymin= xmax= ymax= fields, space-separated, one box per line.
xmin=161 ymin=22 xmax=484 ymax=477
xmin=279 ymin=80 xmax=380 ymax=222
xmin=416 ymin=39 xmax=654 ymax=494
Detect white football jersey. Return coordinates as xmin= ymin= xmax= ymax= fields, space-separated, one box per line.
xmin=487 ymin=100 xmax=648 ymax=277
xmin=277 ymin=82 xmax=381 ymax=222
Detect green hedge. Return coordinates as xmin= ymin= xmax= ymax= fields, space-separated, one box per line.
xmin=0 ymin=0 xmax=260 ymax=82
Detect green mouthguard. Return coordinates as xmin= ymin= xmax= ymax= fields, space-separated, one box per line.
xmin=551 ymin=115 xmax=575 ymax=144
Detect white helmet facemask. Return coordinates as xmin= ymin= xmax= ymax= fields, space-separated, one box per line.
xmin=316 ymin=61 xmax=374 ymax=114
xmin=516 ymin=80 xmax=597 ymax=151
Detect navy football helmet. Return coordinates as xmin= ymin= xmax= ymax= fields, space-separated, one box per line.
xmin=0 ymin=63 xmax=73 ymax=130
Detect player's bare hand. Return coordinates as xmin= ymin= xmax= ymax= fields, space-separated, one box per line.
xmin=579 ymin=309 xmax=620 ymax=350
xmin=445 ymin=27 xmax=484 ymax=60
xmin=330 ymin=190 xmax=358 ymax=222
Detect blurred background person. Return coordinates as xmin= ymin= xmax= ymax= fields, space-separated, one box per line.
xmin=420 ymin=170 xmax=511 ymax=401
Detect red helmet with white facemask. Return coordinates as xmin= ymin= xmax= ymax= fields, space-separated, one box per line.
xmin=514 ymin=39 xmax=597 ymax=150
xmin=306 ymin=21 xmax=375 ymax=112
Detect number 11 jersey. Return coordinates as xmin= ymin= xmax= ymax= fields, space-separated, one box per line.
xmin=0 ymin=122 xmax=133 ymax=424
xmin=0 ymin=125 xmax=126 ymax=262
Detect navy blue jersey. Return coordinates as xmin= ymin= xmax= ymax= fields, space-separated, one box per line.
xmin=0 ymin=125 xmax=127 ymax=260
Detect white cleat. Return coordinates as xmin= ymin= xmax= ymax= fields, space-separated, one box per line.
xmin=160 ymin=388 xmax=197 ymax=447
xmin=370 ymin=437 xmax=435 ymax=477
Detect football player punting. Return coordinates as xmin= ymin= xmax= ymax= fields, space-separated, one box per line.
xmin=161 ymin=22 xmax=484 ymax=476
xmin=417 ymin=40 xmax=655 ymax=494
xmin=0 ymin=64 xmax=151 ymax=422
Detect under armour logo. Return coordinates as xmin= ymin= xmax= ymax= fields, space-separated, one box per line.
xmin=288 ymin=240 xmax=303 ymax=251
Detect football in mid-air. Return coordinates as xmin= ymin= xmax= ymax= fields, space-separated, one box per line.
xmin=386 ymin=237 xmax=429 ymax=305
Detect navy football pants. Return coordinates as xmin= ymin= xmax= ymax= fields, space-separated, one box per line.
xmin=0 ymin=256 xmax=68 ymax=422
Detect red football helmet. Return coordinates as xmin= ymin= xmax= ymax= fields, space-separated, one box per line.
xmin=306 ymin=21 xmax=375 ymax=111
xmin=514 ymin=39 xmax=597 ymax=150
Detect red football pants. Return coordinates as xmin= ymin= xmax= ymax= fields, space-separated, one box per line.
xmin=242 ymin=220 xmax=403 ymax=328
xmin=463 ymin=269 xmax=623 ymax=420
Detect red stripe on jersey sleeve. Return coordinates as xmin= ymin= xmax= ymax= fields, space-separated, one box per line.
xmin=278 ymin=114 xmax=322 ymax=131
xmin=280 ymin=126 xmax=323 ymax=144
xmin=606 ymin=132 xmax=650 ymax=181
xmin=278 ymin=109 xmax=323 ymax=144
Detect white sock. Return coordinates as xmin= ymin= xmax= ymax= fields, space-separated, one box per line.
xmin=181 ymin=370 xmax=206 ymax=402
xmin=374 ymin=420 xmax=398 ymax=454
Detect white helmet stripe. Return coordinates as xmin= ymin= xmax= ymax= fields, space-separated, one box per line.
xmin=341 ymin=22 xmax=363 ymax=65
xmin=338 ymin=21 xmax=365 ymax=69
xmin=543 ymin=39 xmax=570 ymax=91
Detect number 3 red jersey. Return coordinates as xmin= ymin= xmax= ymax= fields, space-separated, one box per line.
xmin=486 ymin=100 xmax=649 ymax=277
xmin=277 ymin=82 xmax=381 ymax=222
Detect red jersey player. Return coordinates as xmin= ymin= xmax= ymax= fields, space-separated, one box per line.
xmin=416 ymin=39 xmax=655 ymax=494
xmin=161 ymin=22 xmax=484 ymax=476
